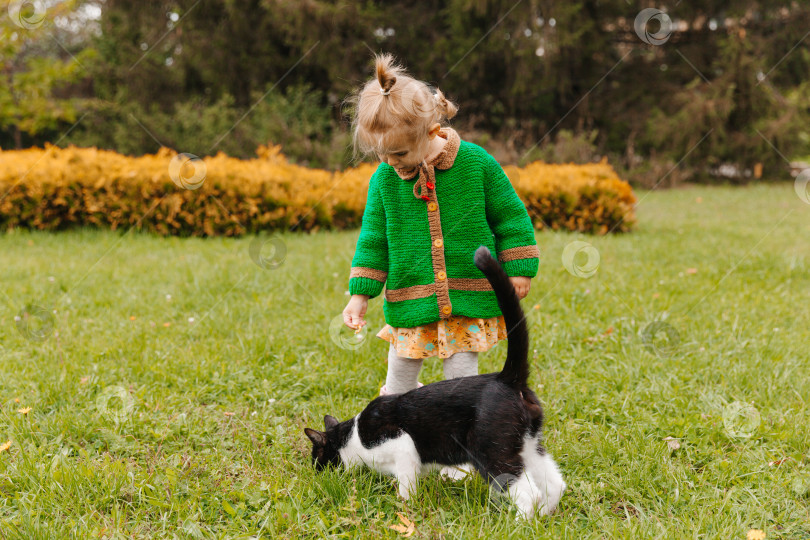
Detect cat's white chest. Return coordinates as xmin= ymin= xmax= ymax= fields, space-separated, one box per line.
xmin=339 ymin=416 xmax=422 ymax=476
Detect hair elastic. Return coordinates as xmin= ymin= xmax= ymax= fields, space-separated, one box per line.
xmin=380 ymin=87 xmax=391 ymax=95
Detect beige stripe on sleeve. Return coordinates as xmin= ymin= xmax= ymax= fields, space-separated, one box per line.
xmin=497 ymin=245 xmax=540 ymax=262
xmin=350 ymin=266 xmax=388 ymax=282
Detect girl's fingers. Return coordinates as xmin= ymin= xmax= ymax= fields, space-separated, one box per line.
xmin=344 ymin=310 xmax=359 ymax=329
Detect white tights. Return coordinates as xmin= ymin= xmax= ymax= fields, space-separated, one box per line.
xmin=384 ymin=344 xmax=479 ymax=394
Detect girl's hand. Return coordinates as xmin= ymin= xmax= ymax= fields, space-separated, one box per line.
xmin=343 ymin=294 xmax=369 ymax=330
xmin=509 ymin=276 xmax=531 ymax=299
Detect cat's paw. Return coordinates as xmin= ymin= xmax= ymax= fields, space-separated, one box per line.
xmin=396 ymin=473 xmax=417 ymax=500
xmin=397 ymin=483 xmax=412 ymax=500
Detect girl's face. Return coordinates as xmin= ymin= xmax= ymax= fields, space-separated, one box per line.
xmin=378 ymin=147 xmax=416 ymax=169
xmin=376 ymin=133 xmax=429 ymax=169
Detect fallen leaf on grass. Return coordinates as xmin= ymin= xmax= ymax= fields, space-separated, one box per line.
xmin=223 ymin=412 xmax=234 ymax=417
xmin=663 ymin=436 xmax=680 ymax=450
xmin=747 ymin=529 xmax=766 ymax=540
xmin=0 ymin=441 xmax=11 ymax=453
xmin=686 ymin=268 xmax=698 ymax=274
xmin=768 ymin=457 xmax=790 ymax=467
xmin=389 ymin=512 xmax=415 ymax=537
xmin=584 ymin=327 xmax=614 ymax=344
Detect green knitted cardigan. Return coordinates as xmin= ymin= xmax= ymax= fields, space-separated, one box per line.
xmin=348 ymin=126 xmax=539 ymax=328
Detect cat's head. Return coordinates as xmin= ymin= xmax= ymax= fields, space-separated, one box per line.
xmin=304 ymin=415 xmax=343 ymax=471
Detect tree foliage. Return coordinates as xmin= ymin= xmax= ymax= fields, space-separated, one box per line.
xmin=1 ymin=0 xmax=808 ymax=183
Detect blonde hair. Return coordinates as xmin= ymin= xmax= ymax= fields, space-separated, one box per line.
xmin=343 ymin=52 xmax=458 ymax=164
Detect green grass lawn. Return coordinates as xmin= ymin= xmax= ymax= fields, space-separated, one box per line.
xmin=1 ymin=183 xmax=809 ymax=538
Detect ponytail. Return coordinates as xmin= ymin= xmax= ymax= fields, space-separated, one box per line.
xmin=433 ymin=88 xmax=458 ymax=121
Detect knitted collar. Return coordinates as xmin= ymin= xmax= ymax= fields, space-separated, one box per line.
xmin=390 ymin=126 xmax=461 ymax=201
xmin=391 ymin=126 xmax=460 ymax=180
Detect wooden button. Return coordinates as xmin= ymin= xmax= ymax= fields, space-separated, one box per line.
xmin=437 ymin=271 xmax=446 ymax=280
xmin=434 ymin=238 xmax=443 ymax=248
xmin=427 ymin=202 xmax=437 ymax=211
xmin=441 ymin=305 xmax=452 ymax=315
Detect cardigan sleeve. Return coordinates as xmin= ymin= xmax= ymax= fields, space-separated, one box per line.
xmin=348 ymin=166 xmax=389 ymax=298
xmin=482 ymin=153 xmax=540 ymax=278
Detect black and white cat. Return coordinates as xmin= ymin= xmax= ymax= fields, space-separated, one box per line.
xmin=305 ymin=246 xmax=566 ymax=518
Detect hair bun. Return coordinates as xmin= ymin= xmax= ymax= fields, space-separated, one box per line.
xmin=434 ymin=88 xmax=458 ymax=120
xmin=380 ymin=75 xmax=396 ymax=95
xmin=375 ymin=53 xmax=402 ymax=96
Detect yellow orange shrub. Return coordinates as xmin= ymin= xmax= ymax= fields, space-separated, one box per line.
xmin=0 ymin=144 xmax=635 ymax=236
xmin=505 ymin=158 xmax=637 ymax=234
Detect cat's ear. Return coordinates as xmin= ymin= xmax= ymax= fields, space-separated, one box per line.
xmin=324 ymin=415 xmax=339 ymax=430
xmin=304 ymin=428 xmax=327 ymax=447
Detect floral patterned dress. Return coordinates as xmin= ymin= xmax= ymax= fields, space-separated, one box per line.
xmin=376 ymin=315 xmax=508 ymax=359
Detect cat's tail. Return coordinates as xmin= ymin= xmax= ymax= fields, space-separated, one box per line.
xmin=473 ymin=246 xmax=529 ymax=390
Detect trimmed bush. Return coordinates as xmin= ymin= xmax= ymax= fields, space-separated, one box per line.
xmin=506 ymin=159 xmax=637 ymax=234
xmin=0 ymin=144 xmax=636 ymax=236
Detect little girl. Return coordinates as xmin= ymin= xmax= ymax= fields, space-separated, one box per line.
xmin=342 ymin=52 xmax=539 ymax=396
